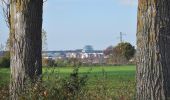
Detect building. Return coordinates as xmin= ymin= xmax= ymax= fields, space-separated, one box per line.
xmin=42 ymin=46 xmax=105 ymax=64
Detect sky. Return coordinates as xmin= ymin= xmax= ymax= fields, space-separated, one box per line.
xmin=0 ymin=0 xmax=138 ymax=50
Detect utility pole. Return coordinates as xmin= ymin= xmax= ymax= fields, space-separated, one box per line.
xmin=120 ymin=32 xmax=123 ymax=43
xmin=119 ymin=32 xmax=126 ymax=43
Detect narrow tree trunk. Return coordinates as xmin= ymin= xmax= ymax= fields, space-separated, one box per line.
xmin=9 ymin=0 xmax=43 ymax=99
xmin=136 ymin=0 xmax=170 ymax=100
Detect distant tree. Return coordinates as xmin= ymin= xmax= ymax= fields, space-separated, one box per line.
xmin=68 ymin=58 xmax=82 ymax=67
xmin=5 ymin=38 xmax=10 ymax=51
xmin=112 ymin=45 xmax=127 ymax=64
xmin=55 ymin=59 xmax=67 ymax=67
xmin=104 ymin=42 xmax=135 ymax=64
xmin=42 ymin=58 xmax=55 ymax=67
xmin=0 ymin=43 xmax=5 ymax=51
xmin=42 ymin=29 xmax=48 ymax=51
xmin=115 ymin=42 xmax=135 ymax=61
xmin=103 ymin=46 xmax=113 ymax=56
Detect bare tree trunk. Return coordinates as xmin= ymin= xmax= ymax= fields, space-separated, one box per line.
xmin=136 ymin=0 xmax=170 ymax=100
xmin=9 ymin=0 xmax=43 ymax=99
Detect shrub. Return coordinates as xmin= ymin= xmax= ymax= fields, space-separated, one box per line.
xmin=14 ymin=66 xmax=89 ymax=100
xmin=42 ymin=58 xmax=55 ymax=67
xmin=54 ymin=59 xmax=67 ymax=67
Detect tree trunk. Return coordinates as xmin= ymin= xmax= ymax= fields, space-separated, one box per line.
xmin=136 ymin=0 xmax=170 ymax=100
xmin=9 ymin=0 xmax=43 ymax=99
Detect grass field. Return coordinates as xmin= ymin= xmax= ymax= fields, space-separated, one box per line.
xmin=0 ymin=68 xmax=9 ymax=86
xmin=0 ymin=65 xmax=136 ymax=87
xmin=0 ymin=65 xmax=136 ymax=99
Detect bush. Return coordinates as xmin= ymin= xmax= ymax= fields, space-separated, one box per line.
xmin=0 ymin=52 xmax=10 ymax=68
xmin=54 ymin=59 xmax=67 ymax=67
xmin=13 ymin=67 xmax=89 ymax=100
xmin=54 ymin=58 xmax=82 ymax=67
xmin=42 ymin=58 xmax=55 ymax=67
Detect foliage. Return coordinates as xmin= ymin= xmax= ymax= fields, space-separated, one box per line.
xmin=54 ymin=58 xmax=82 ymax=67
xmin=42 ymin=58 xmax=55 ymax=67
xmin=103 ymin=46 xmax=113 ymax=56
xmin=2 ymin=67 xmax=89 ymax=100
xmin=104 ymin=42 xmax=135 ymax=64
xmin=115 ymin=42 xmax=135 ymax=60
xmin=42 ymin=29 xmax=48 ymax=51
xmin=54 ymin=59 xmax=67 ymax=67
xmin=67 ymin=58 xmax=82 ymax=67
xmin=0 ymin=51 xmax=10 ymax=68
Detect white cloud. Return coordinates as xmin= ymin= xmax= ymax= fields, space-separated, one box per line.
xmin=120 ymin=0 xmax=138 ymax=6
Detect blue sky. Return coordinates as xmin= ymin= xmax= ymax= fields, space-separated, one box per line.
xmin=0 ymin=0 xmax=138 ymax=50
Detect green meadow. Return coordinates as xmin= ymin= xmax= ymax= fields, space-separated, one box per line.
xmin=0 ymin=65 xmax=136 ymax=87
xmin=0 ymin=65 xmax=136 ymax=99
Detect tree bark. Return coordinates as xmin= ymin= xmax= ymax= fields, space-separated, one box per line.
xmin=137 ymin=0 xmax=170 ymax=100
xmin=9 ymin=0 xmax=43 ymax=99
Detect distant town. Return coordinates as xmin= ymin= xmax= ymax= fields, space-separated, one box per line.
xmin=42 ymin=45 xmax=105 ymax=65
xmin=0 ymin=43 xmax=135 ymax=67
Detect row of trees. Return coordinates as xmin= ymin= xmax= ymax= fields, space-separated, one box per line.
xmin=42 ymin=58 xmax=82 ymax=67
xmin=1 ymin=0 xmax=170 ymax=99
